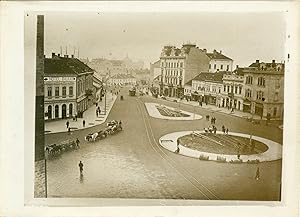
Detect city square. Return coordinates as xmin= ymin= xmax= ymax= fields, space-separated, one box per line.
xmin=29 ymin=12 xmax=285 ymax=201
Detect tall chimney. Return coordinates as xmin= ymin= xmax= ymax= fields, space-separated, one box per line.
xmin=272 ymin=60 xmax=275 ymax=64
xmin=203 ymin=48 xmax=207 ymax=53
xmin=256 ymin=60 xmax=259 ymax=64
xmin=220 ymin=50 xmax=222 ymax=54
xmin=236 ymin=65 xmax=239 ymax=69
xmin=51 ymin=52 xmax=55 ymax=58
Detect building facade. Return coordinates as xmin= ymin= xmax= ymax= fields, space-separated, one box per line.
xmin=220 ymin=68 xmax=244 ymax=111
xmin=107 ymin=74 xmax=136 ymax=86
xmin=159 ymin=44 xmax=210 ymax=98
xmin=44 ymin=53 xmax=94 ymax=120
xmin=241 ymin=60 xmax=284 ymax=119
xmin=206 ymin=50 xmax=233 ymax=73
xmin=188 ymin=72 xmax=225 ymax=105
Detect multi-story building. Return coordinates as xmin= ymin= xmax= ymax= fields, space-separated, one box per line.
xmin=44 ymin=53 xmax=94 ymax=120
xmin=206 ymin=49 xmax=233 ymax=73
xmin=220 ymin=67 xmax=244 ymax=110
xmin=188 ymin=72 xmax=225 ymax=105
xmin=107 ymin=74 xmax=136 ymax=86
xmin=159 ymin=44 xmax=210 ymax=98
xmin=241 ymin=60 xmax=284 ymax=119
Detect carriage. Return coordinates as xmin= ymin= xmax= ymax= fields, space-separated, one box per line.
xmin=45 ymin=140 xmax=77 ymax=158
xmin=85 ymin=120 xmax=123 ymax=142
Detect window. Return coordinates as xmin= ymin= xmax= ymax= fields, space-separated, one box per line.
xmin=256 ymin=91 xmax=264 ymax=100
xmin=235 ymin=86 xmax=238 ymax=94
xmin=246 ymin=76 xmax=253 ymax=84
xmin=258 ymin=77 xmax=265 ymax=87
xmin=220 ymin=65 xmax=223 ymax=70
xmin=69 ymin=86 xmax=73 ymax=96
xmin=223 ymin=85 xmax=226 ymax=92
xmin=55 ymin=87 xmax=59 ymax=97
xmin=231 ymin=86 xmax=233 ymax=93
xmin=180 ymin=70 xmax=182 ymax=76
xmin=239 ymin=87 xmax=242 ymax=94
xmin=226 ymin=65 xmax=229 ymax=71
xmin=62 ymin=86 xmax=66 ymax=97
xmin=245 ymin=89 xmax=252 ymax=98
xmin=214 ymin=64 xmax=216 ymax=69
xmin=209 ymin=64 xmax=211 ymax=69
xmin=47 ymin=87 xmax=52 ymax=97
xmin=180 ymin=62 xmax=183 ymax=68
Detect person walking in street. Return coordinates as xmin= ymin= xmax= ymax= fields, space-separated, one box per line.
xmin=76 ymin=138 xmax=80 ymax=148
xmin=75 ymin=114 xmax=77 ymax=121
xmin=237 ymin=147 xmax=241 ymax=160
xmin=255 ymin=167 xmax=260 ymax=180
xmin=222 ymin=125 xmax=225 ymax=134
xmin=226 ymin=128 xmax=229 ymax=134
xmin=78 ymin=161 xmax=84 ymax=175
xmin=83 ymin=120 xmax=85 ymax=128
xmin=66 ymin=120 xmax=69 ymax=129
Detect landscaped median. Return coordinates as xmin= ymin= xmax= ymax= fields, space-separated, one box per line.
xmin=159 ymin=131 xmax=282 ymax=163
xmin=145 ymin=102 xmax=202 ymax=120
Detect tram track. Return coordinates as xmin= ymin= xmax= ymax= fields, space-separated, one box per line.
xmin=135 ymin=98 xmax=219 ymax=200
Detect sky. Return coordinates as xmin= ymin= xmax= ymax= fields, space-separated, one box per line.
xmin=31 ymin=12 xmax=286 ymax=69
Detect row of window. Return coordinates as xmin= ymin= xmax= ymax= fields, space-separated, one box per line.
xmin=223 ymin=85 xmax=242 ymax=95
xmin=165 ymin=77 xmax=182 ymax=86
xmin=209 ymin=64 xmax=230 ymax=71
xmin=245 ymin=76 xmax=266 ymax=87
xmin=192 ymin=84 xmax=221 ymax=94
xmin=163 ymin=69 xmax=183 ymax=77
xmin=47 ymin=86 xmax=73 ymax=97
xmin=161 ymin=62 xmax=184 ymax=68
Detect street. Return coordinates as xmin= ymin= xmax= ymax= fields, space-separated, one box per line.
xmin=45 ymin=87 xmax=282 ymax=200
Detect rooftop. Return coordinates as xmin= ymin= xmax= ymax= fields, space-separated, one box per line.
xmin=111 ymin=74 xmax=136 ymax=79
xmin=45 ymin=54 xmax=94 ymax=76
xmin=206 ymin=50 xmax=232 ymax=61
xmin=192 ymin=71 xmax=227 ymax=83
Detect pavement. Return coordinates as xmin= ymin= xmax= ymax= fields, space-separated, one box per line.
xmin=150 ymin=92 xmax=283 ymax=124
xmin=45 ymin=92 xmax=117 ymax=134
xmin=42 ymin=87 xmax=282 ymax=200
xmin=159 ymin=131 xmax=282 ymax=162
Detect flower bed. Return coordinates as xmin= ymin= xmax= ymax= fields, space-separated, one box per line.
xmin=179 ymin=133 xmax=268 ymax=155
xmin=156 ymin=105 xmax=190 ymax=117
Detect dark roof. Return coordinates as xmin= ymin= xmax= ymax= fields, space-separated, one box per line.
xmin=185 ymin=79 xmax=193 ymax=86
xmin=45 ymin=57 xmax=94 ymax=76
xmin=192 ymin=71 xmax=226 ymax=83
xmin=206 ymin=50 xmax=232 ymax=60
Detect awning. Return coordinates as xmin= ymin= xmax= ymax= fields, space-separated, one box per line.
xmin=243 ymin=101 xmax=251 ymax=106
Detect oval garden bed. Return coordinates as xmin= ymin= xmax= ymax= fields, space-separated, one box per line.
xmin=178 ymin=133 xmax=269 ymax=155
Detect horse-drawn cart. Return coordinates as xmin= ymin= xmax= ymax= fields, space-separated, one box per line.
xmin=45 ymin=139 xmax=78 ymax=158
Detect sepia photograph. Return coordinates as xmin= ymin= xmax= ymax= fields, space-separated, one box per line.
xmin=27 ymin=11 xmax=286 ymax=201
xmin=1 ymin=1 xmax=299 ymax=217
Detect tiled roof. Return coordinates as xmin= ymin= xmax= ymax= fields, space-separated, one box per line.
xmin=45 ymin=57 xmax=94 ymax=76
xmin=206 ymin=50 xmax=232 ymax=60
xmin=192 ymin=71 xmax=227 ymax=83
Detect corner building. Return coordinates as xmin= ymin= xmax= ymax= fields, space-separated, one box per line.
xmin=242 ymin=60 xmax=284 ymax=119
xmin=44 ymin=53 xmax=94 ymax=120
xmin=159 ymin=44 xmax=210 ymax=98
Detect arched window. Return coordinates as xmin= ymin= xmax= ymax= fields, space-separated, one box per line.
xmin=55 ymin=105 xmax=59 ymax=118
xmin=48 ymin=105 xmax=52 ymax=119
xmin=69 ymin=103 xmax=73 ymax=116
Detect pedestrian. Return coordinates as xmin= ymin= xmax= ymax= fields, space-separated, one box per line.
xmin=255 ymin=167 xmax=260 ymax=180
xmin=68 ymin=127 xmax=71 ymax=134
xmin=177 ymin=138 xmax=180 ymax=148
xmin=75 ymin=114 xmax=77 ymax=121
xmin=83 ymin=119 xmax=85 ymax=127
xmin=222 ymin=125 xmax=225 ymax=134
xmin=226 ymin=128 xmax=229 ymax=134
xmin=78 ymin=161 xmax=84 ymax=174
xmin=211 ymin=117 xmax=214 ymax=124
xmin=96 ymin=102 xmax=98 ymax=107
xmin=213 ymin=126 xmax=217 ymax=134
xmin=96 ymin=110 xmax=98 ymax=117
xmin=237 ymin=148 xmax=240 ymax=160
xmin=76 ymin=138 xmax=80 ymax=148
xmin=214 ymin=117 xmax=217 ymax=124
xmin=66 ymin=120 xmax=69 ymax=129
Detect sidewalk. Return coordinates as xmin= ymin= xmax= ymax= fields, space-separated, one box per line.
xmin=45 ymin=92 xmax=117 ymax=134
xmin=151 ymin=94 xmax=282 ymax=123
